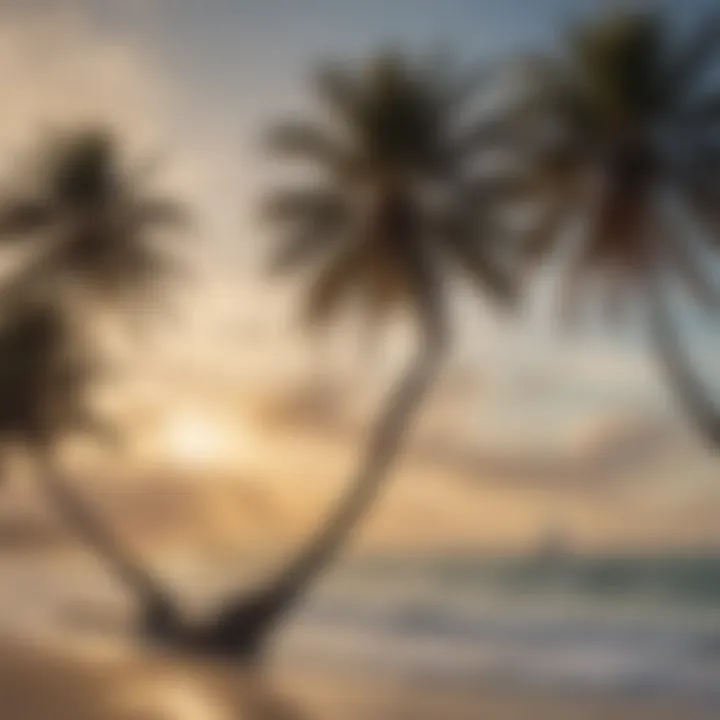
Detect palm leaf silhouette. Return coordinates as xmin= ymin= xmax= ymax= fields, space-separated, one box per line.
xmin=513 ymin=8 xmax=720 ymax=445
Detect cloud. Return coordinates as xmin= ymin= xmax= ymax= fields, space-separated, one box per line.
xmin=0 ymin=6 xmax=168 ymax=151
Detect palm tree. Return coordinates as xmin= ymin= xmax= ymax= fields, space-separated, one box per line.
xmin=0 ymin=299 xmax=177 ymax=620
xmin=214 ymin=49 xmax=518 ymax=655
xmin=511 ymin=9 xmax=720 ymax=445
xmin=0 ymin=127 xmax=188 ymax=631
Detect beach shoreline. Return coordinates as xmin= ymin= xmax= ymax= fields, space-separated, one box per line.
xmin=0 ymin=635 xmax=718 ymax=720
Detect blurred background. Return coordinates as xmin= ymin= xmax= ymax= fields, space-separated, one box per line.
xmin=1 ymin=1 xmax=720 ymax=718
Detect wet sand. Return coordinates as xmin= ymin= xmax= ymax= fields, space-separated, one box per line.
xmin=0 ymin=637 xmax=718 ymax=720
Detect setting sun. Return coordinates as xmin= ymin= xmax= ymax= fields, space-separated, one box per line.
xmin=161 ymin=408 xmax=247 ymax=467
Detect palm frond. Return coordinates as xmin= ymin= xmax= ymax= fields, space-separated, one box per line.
xmin=49 ymin=129 xmax=118 ymax=207
xmin=570 ymin=10 xmax=668 ymax=117
xmin=265 ymin=122 xmax=354 ymax=175
xmin=0 ymin=200 xmax=52 ymax=239
xmin=0 ymin=301 xmax=77 ymax=443
xmin=268 ymin=201 xmax=353 ymax=276
xmin=261 ymin=188 xmax=347 ymax=225
xmin=303 ymin=243 xmax=363 ymax=326
xmin=441 ymin=211 xmax=515 ymax=308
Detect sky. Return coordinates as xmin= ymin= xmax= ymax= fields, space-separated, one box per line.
xmin=1 ymin=0 xmax=720 ymax=483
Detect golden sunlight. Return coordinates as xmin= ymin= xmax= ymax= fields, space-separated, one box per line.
xmin=112 ymin=669 xmax=231 ymax=720
xmin=161 ymin=407 xmax=249 ymax=467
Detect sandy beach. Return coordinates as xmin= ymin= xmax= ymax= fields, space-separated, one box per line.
xmin=2 ymin=470 xmax=720 ymax=720
xmin=0 ymin=635 xmax=718 ymax=720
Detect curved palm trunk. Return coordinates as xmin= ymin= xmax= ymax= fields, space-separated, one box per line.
xmin=202 ymin=293 xmax=448 ymax=658
xmin=33 ymin=447 xmax=180 ymax=638
xmin=647 ymin=274 xmax=720 ymax=447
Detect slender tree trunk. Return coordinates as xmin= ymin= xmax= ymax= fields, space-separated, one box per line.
xmin=33 ymin=446 xmax=181 ymax=640
xmin=647 ymin=273 xmax=720 ymax=447
xmin=204 ymin=286 xmax=448 ymax=657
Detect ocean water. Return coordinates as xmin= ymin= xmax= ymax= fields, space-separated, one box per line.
xmin=2 ymin=552 xmax=720 ymax=703
xmin=276 ymin=554 xmax=720 ymax=702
